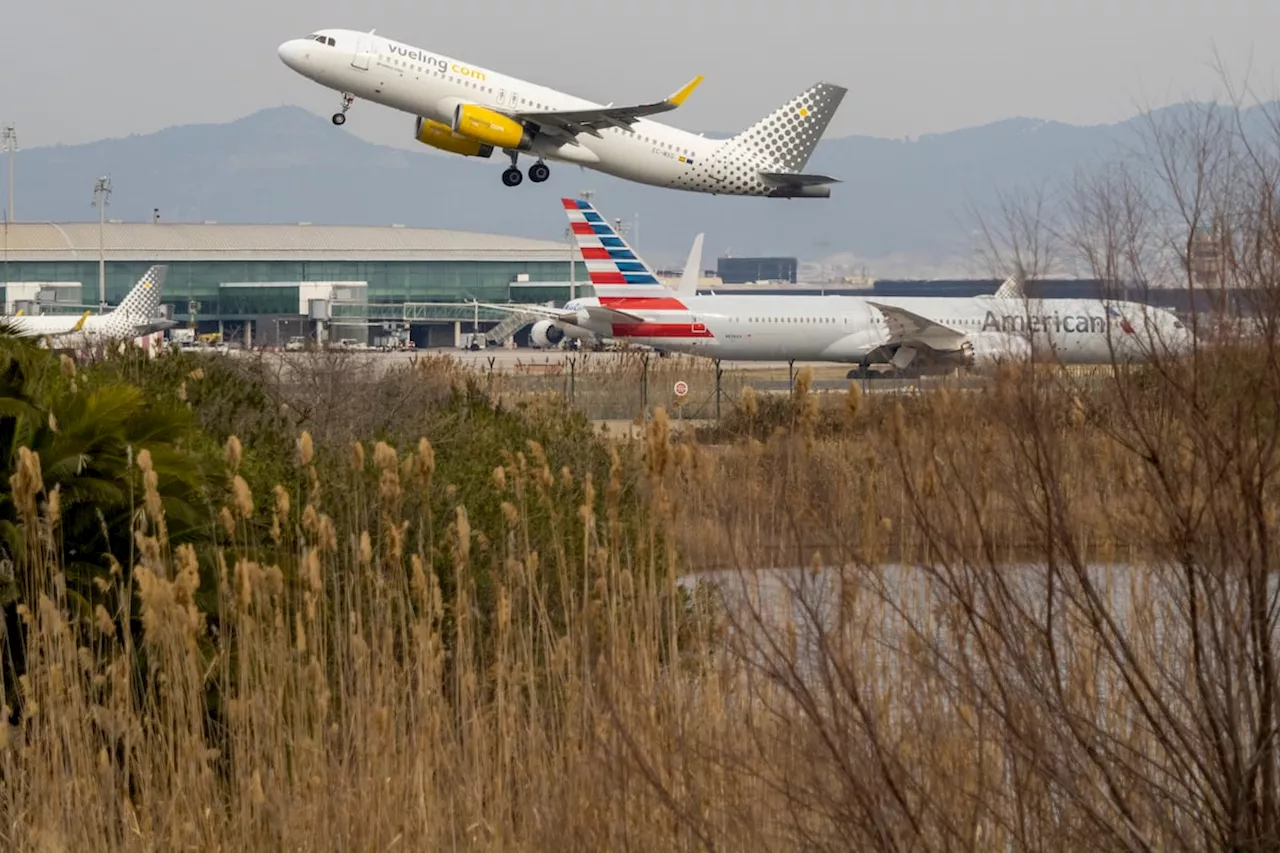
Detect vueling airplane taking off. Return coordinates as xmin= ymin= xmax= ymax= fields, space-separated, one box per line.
xmin=276 ymin=30 xmax=846 ymax=196
xmin=5 ymin=266 xmax=169 ymax=344
xmin=485 ymin=200 xmax=1195 ymax=376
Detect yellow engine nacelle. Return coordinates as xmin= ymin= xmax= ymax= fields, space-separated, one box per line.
xmin=452 ymin=104 xmax=533 ymax=151
xmin=414 ymin=118 xmax=495 ymax=158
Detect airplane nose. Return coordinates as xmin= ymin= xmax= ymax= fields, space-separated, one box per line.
xmin=277 ymin=39 xmax=307 ymax=70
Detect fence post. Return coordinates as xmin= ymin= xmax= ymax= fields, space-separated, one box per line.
xmin=715 ymin=359 xmax=723 ymax=421
xmin=640 ymin=352 xmax=650 ymax=419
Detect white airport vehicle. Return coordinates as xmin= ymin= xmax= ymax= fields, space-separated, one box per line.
xmin=277 ymin=30 xmax=845 ymax=196
xmin=487 ymin=199 xmax=1196 ymax=375
xmin=4 ymin=266 xmax=170 ymax=344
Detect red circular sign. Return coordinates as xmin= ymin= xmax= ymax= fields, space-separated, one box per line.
xmin=674 ymin=380 xmax=689 ymax=397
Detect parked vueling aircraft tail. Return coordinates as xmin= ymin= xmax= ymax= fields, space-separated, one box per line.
xmin=5 ymin=266 xmax=169 ymax=342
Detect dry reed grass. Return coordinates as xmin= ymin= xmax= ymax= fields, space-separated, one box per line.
xmin=7 ymin=85 xmax=1280 ymax=852
xmin=4 ymin=342 xmax=1276 ymax=850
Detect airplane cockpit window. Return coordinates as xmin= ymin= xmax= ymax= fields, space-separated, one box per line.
xmin=327 ymin=37 xmax=336 ymax=46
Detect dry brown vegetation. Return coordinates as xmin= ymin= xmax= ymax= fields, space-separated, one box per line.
xmin=7 ymin=91 xmax=1280 ymax=850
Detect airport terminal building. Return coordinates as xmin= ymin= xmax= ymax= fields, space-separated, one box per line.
xmin=1 ymin=220 xmax=1228 ymax=349
xmin=0 ymin=221 xmax=586 ymax=346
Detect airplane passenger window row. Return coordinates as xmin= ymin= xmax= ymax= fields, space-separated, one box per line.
xmin=644 ymin=137 xmax=693 ymax=154
xmin=742 ymin=317 xmax=837 ymax=324
xmin=392 ymin=62 xmax=555 ymax=107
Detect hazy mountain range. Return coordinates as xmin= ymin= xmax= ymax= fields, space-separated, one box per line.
xmin=8 ymin=102 xmax=1275 ymax=277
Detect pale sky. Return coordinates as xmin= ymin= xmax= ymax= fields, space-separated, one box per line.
xmin=3 ymin=0 xmax=1279 ymax=151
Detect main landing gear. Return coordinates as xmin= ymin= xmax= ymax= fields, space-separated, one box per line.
xmin=500 ymin=151 xmax=551 ymax=187
xmin=332 ymin=92 xmax=354 ymax=125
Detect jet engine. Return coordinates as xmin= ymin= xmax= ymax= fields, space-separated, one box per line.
xmin=414 ymin=118 xmax=494 ymax=158
xmin=529 ymin=320 xmax=565 ymax=349
xmin=967 ymin=332 xmax=1032 ymax=368
xmin=453 ymin=104 xmax=533 ymax=151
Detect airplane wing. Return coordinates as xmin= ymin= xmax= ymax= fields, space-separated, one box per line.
xmin=866 ymin=301 xmax=966 ymax=347
xmin=510 ymin=76 xmax=703 ymax=137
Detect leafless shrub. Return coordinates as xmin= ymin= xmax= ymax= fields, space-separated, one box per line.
xmin=607 ymin=78 xmax=1280 ymax=852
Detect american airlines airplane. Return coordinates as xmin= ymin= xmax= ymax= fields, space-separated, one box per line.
xmin=276 ymin=29 xmax=846 ymax=197
xmin=486 ymin=200 xmax=1196 ymax=376
xmin=5 ymin=266 xmax=169 ymax=344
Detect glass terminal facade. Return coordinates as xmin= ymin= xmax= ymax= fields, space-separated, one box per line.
xmin=0 ymin=259 xmax=583 ymax=319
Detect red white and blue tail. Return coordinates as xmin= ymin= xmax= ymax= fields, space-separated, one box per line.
xmin=561 ymin=197 xmax=670 ymax=297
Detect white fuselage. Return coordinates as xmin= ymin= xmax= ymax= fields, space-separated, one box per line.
xmin=5 ymin=315 xmax=164 ymax=351
xmin=6 ymin=313 xmax=147 ymax=339
xmin=561 ymin=293 xmax=1194 ymax=366
xmin=277 ymin=29 xmax=812 ymax=196
xmin=7 ymin=315 xmax=90 ymax=336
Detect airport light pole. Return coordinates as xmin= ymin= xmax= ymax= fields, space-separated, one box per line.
xmin=92 ymin=176 xmax=112 ymax=312
xmin=1 ymin=125 xmax=15 ymax=222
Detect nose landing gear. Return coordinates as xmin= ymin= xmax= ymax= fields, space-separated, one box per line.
xmin=332 ymin=92 xmax=354 ymax=125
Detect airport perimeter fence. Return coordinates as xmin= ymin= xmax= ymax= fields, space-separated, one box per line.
xmin=251 ymin=347 xmax=1127 ymax=428
xmin=466 ymin=350 xmax=964 ymax=423
xmin=473 ymin=351 xmax=743 ymax=421
xmin=465 ymin=352 xmax=1134 ymax=424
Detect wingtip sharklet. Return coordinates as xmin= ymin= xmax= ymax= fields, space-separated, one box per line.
xmin=667 ymin=75 xmax=704 ymax=107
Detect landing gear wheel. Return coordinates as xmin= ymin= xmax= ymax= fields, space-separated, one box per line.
xmin=502 ymin=167 xmax=524 ymax=187
xmin=332 ymin=92 xmax=354 ymax=126
xmin=528 ymin=162 xmax=550 ymax=183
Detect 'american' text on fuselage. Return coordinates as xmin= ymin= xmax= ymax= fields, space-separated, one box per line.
xmin=983 ymin=310 xmax=1107 ymax=335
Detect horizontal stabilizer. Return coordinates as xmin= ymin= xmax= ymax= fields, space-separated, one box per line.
xmin=578 ymin=305 xmax=644 ymax=325
xmin=474 ymin=301 xmax=644 ymax=326
xmin=759 ymin=171 xmax=841 ymax=187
